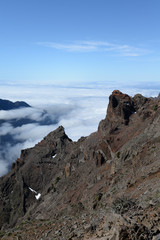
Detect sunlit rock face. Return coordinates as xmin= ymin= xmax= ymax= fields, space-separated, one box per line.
xmin=106 ymin=90 xmax=135 ymax=125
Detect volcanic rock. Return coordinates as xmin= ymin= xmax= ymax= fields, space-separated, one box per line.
xmin=107 ymin=90 xmax=135 ymax=125
xmin=0 ymin=90 xmax=160 ymax=240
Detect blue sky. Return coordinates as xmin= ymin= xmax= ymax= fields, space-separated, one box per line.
xmin=1 ymin=0 xmax=160 ymax=85
xmin=1 ymin=0 xmax=160 ymax=176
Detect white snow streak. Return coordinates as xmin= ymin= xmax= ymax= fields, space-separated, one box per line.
xmin=29 ymin=187 xmax=37 ymax=194
xmin=29 ymin=187 xmax=41 ymax=200
xmin=35 ymin=193 xmax=41 ymax=200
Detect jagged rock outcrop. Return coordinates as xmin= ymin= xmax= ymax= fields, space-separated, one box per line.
xmin=106 ymin=90 xmax=135 ymax=125
xmin=0 ymin=90 xmax=160 ymax=240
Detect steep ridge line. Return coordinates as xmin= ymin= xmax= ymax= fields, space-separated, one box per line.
xmin=0 ymin=90 xmax=160 ymax=240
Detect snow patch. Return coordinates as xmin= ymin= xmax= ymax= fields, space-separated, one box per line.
xmin=29 ymin=187 xmax=37 ymax=194
xmin=29 ymin=187 xmax=41 ymax=200
xmin=35 ymin=193 xmax=41 ymax=200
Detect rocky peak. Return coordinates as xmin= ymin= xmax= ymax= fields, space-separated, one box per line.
xmin=107 ymin=90 xmax=135 ymax=125
xmin=157 ymin=92 xmax=160 ymax=100
xmin=0 ymin=90 xmax=160 ymax=239
xmin=42 ymin=125 xmax=71 ymax=144
xmin=133 ymin=93 xmax=148 ymax=111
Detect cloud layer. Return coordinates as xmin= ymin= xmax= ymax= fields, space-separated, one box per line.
xmin=0 ymin=81 xmax=160 ymax=177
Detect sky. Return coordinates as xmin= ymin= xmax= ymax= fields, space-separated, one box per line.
xmin=0 ymin=0 xmax=160 ymax=176
xmin=0 ymin=0 xmax=160 ymax=84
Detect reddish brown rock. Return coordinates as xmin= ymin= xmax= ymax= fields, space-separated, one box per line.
xmin=0 ymin=90 xmax=160 ymax=239
xmin=107 ymin=90 xmax=135 ymax=125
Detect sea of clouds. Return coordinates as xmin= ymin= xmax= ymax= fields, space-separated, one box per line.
xmin=0 ymin=81 xmax=160 ymax=177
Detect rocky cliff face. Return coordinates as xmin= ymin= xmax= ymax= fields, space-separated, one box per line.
xmin=0 ymin=90 xmax=160 ymax=240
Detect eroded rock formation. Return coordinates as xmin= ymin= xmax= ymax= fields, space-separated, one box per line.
xmin=0 ymin=90 xmax=160 ymax=240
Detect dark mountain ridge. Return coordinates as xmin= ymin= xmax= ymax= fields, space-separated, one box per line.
xmin=0 ymin=90 xmax=160 ymax=240
xmin=0 ymin=99 xmax=31 ymax=110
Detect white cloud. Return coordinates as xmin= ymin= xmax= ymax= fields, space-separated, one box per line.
xmin=37 ymin=40 xmax=149 ymax=57
xmin=0 ymin=107 xmax=40 ymax=121
xmin=0 ymin=82 xmax=159 ymax=177
xmin=12 ymin=123 xmax=58 ymax=141
xmin=0 ymin=123 xmax=13 ymax=135
xmin=37 ymin=42 xmax=97 ymax=52
xmin=0 ymin=160 xmax=9 ymax=177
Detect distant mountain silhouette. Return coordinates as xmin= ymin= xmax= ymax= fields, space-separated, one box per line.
xmin=0 ymin=99 xmax=31 ymax=110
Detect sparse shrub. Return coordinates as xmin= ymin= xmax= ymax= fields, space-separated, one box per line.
xmin=93 ymin=193 xmax=103 ymax=209
xmin=7 ymin=232 xmax=12 ymax=236
xmin=0 ymin=231 xmax=5 ymax=238
xmin=111 ymin=186 xmax=117 ymax=194
xmin=153 ymin=104 xmax=158 ymax=111
xmin=47 ymin=183 xmax=56 ymax=193
xmin=112 ymin=197 xmax=136 ymax=214
xmin=116 ymin=152 xmax=120 ymax=158
xmin=94 ymin=193 xmax=103 ymax=202
xmin=55 ymin=176 xmax=61 ymax=184
xmin=154 ymin=191 xmax=159 ymax=199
